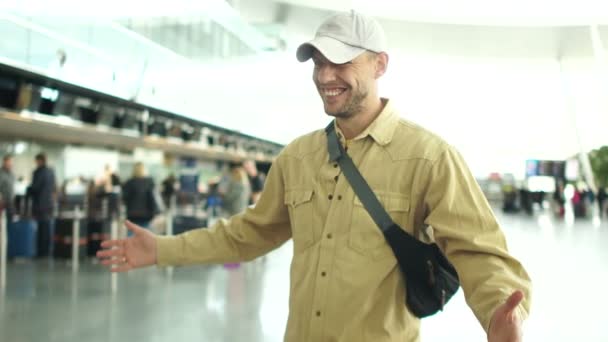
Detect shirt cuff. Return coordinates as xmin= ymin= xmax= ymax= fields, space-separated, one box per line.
xmin=155 ymin=235 xmax=183 ymax=266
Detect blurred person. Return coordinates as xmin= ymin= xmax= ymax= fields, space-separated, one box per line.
xmin=598 ymin=186 xmax=607 ymax=218
xmin=27 ymin=153 xmax=57 ymax=257
xmin=13 ymin=176 xmax=27 ymax=214
xmin=584 ymin=185 xmax=595 ymax=206
xmin=501 ymin=183 xmax=518 ymax=213
xmin=217 ymin=165 xmax=231 ymax=196
xmin=572 ymin=184 xmax=586 ymax=218
xmin=161 ymin=173 xmax=177 ymax=209
xmin=103 ymin=164 xmax=122 ymax=217
xmin=519 ymin=185 xmax=532 ymax=216
xmin=98 ymin=11 xmax=531 ymax=342
xmin=0 ymin=154 xmax=15 ymax=222
xmin=243 ymin=160 xmax=264 ymax=205
xmin=101 ymin=164 xmax=121 ymax=193
xmin=204 ymin=180 xmax=222 ymax=221
xmin=122 ymin=162 xmax=158 ymax=235
xmin=221 ymin=162 xmax=251 ymax=217
xmin=87 ymin=177 xmax=106 ymax=218
xmin=553 ymin=181 xmax=566 ymax=218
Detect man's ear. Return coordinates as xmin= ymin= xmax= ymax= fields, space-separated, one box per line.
xmin=375 ymin=52 xmax=389 ymax=79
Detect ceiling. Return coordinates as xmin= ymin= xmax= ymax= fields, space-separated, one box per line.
xmin=3 ymin=0 xmax=608 ymax=26
xmin=273 ymin=0 xmax=608 ymax=26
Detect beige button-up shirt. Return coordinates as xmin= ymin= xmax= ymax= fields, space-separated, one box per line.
xmin=156 ymin=99 xmax=531 ymax=341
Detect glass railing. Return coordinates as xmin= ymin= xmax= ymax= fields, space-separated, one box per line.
xmin=0 ymin=1 xmax=274 ymax=100
xmin=0 ymin=13 xmax=149 ymax=98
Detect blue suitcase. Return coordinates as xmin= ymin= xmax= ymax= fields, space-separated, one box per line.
xmin=7 ymin=219 xmax=37 ymax=258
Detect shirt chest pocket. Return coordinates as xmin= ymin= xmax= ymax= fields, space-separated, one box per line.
xmin=349 ymin=192 xmax=410 ymax=259
xmin=284 ymin=189 xmax=315 ymax=253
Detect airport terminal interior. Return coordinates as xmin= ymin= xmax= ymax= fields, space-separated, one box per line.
xmin=1 ymin=1 xmax=608 ymax=341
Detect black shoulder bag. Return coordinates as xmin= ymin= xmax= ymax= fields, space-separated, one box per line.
xmin=325 ymin=123 xmax=460 ymax=318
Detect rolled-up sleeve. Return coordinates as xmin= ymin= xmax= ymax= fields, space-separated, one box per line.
xmin=422 ymin=145 xmax=532 ymax=332
xmin=156 ymin=156 xmax=292 ymax=266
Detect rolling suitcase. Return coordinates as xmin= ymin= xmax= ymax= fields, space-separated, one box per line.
xmin=7 ymin=218 xmax=37 ymax=258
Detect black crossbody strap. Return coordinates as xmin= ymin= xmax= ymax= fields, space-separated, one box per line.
xmin=325 ymin=122 xmax=396 ymax=233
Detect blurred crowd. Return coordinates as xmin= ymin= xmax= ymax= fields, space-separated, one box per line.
xmin=0 ymin=153 xmax=265 ymax=258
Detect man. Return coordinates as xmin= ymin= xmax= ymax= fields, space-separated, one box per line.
xmin=27 ymin=153 xmax=56 ymax=257
xmin=0 ymin=154 xmax=15 ymax=222
xmin=98 ymin=10 xmax=531 ymax=342
xmin=243 ymin=159 xmax=264 ymax=204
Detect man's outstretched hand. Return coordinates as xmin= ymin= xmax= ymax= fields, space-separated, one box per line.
xmin=96 ymin=220 xmax=158 ymax=272
xmin=488 ymin=290 xmax=525 ymax=342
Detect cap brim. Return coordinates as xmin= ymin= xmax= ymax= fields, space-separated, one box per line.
xmin=296 ymin=36 xmax=366 ymax=64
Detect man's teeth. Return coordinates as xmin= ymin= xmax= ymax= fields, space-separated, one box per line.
xmin=324 ymin=89 xmax=345 ymax=96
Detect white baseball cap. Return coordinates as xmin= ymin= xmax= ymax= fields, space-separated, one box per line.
xmin=296 ymin=10 xmax=387 ymax=64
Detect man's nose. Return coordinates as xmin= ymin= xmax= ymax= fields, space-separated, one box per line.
xmin=316 ymin=65 xmax=337 ymax=84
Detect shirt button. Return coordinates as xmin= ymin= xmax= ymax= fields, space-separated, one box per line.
xmin=321 ymin=271 xmax=326 ymax=277
xmin=327 ymin=233 xmax=332 ymax=239
xmin=328 ymin=194 xmax=333 ymax=200
xmin=316 ymin=311 xmax=321 ymax=317
xmin=334 ymin=175 xmax=339 ymax=182
xmin=333 ymin=164 xmax=338 ymax=168
xmin=337 ymin=195 xmax=342 ymax=200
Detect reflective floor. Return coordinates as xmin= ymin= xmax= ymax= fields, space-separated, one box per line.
xmin=1 ymin=206 xmax=607 ymax=342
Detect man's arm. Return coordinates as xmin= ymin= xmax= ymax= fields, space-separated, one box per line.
xmin=99 ymin=157 xmax=292 ymax=271
xmin=155 ymin=156 xmax=292 ymax=266
xmin=422 ymin=146 xmax=532 ymax=334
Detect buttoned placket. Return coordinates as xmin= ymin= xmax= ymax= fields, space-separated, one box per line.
xmin=308 ymin=136 xmax=355 ymax=341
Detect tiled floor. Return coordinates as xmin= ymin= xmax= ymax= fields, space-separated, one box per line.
xmin=1 ymin=205 xmax=607 ymax=341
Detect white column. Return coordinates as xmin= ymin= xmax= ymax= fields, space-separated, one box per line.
xmin=585 ymin=25 xmax=608 ymax=194
xmin=557 ymin=26 xmax=602 ymax=195
xmin=71 ymin=206 xmax=81 ymax=273
xmin=110 ymin=216 xmax=118 ymax=294
xmin=165 ymin=195 xmax=175 ymax=277
xmin=1 ymin=210 xmax=7 ymax=290
xmin=166 ymin=195 xmax=174 ymax=237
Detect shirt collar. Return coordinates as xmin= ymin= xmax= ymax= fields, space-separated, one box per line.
xmin=334 ymin=98 xmax=398 ymax=147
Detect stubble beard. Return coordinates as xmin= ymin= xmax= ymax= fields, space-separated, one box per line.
xmin=325 ymin=87 xmax=368 ymax=119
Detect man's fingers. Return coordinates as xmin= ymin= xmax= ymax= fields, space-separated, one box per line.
xmin=505 ymin=290 xmax=524 ymax=313
xmin=97 ymin=248 xmax=123 ymax=258
xmin=100 ymin=239 xmax=123 ymax=249
xmin=101 ymin=257 xmax=127 ymax=266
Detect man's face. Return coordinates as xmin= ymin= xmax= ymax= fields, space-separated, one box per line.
xmin=2 ymin=158 xmax=12 ymax=171
xmin=312 ymin=50 xmax=377 ymax=119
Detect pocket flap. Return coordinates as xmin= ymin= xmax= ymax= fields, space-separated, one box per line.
xmin=354 ymin=192 xmax=409 ymax=212
xmin=284 ymin=189 xmax=314 ymax=207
